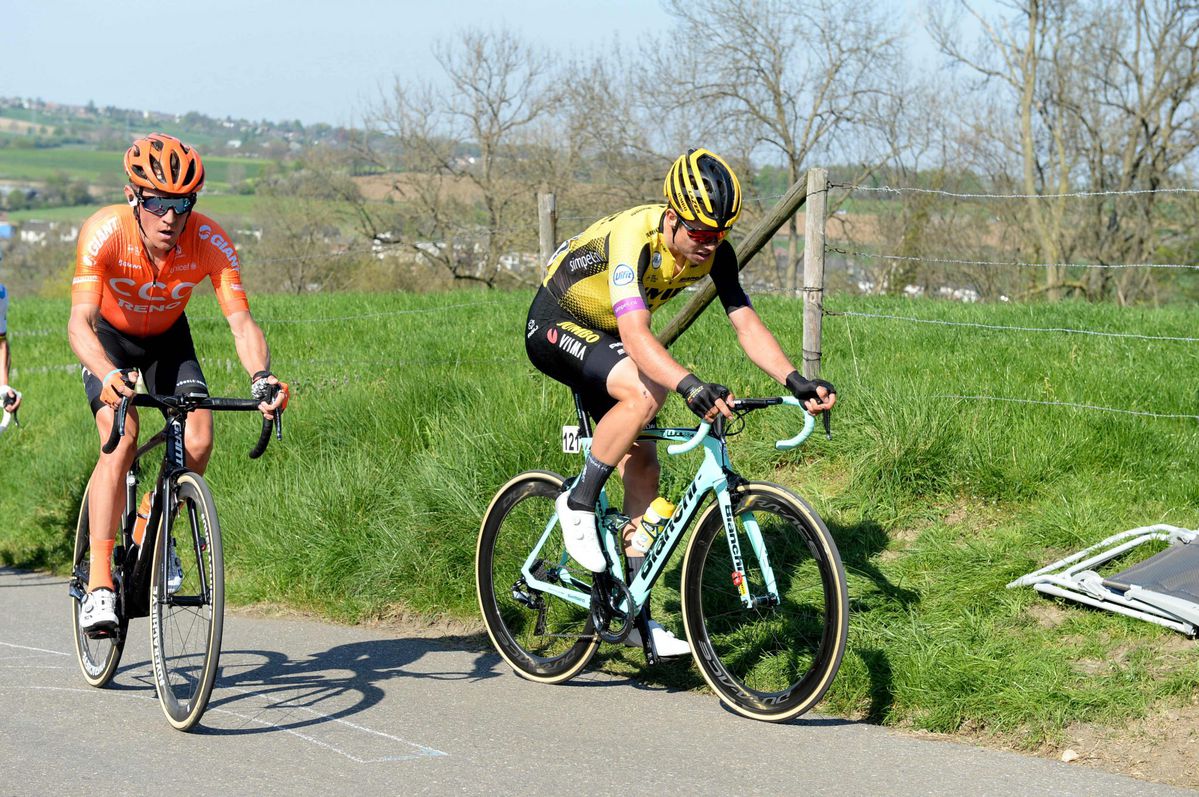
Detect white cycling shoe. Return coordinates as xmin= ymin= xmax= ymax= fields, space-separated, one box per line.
xmin=626 ymin=620 xmax=691 ymax=657
xmin=555 ymin=492 xmax=607 ymax=572
xmin=79 ymin=588 xmax=118 ymax=634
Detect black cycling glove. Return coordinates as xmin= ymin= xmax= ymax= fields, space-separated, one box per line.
xmin=676 ymin=374 xmax=731 ymax=419
xmin=785 ymin=370 xmax=835 ymax=404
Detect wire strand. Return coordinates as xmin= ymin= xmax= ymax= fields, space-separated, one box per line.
xmin=939 ymin=394 xmax=1199 ymax=421
xmin=830 ymin=182 xmax=1199 ymax=200
xmin=825 ymin=248 xmax=1199 ymax=272
xmin=828 ymin=310 xmax=1199 ymax=344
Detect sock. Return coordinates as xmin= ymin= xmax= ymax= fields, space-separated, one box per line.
xmin=132 ymin=492 xmax=152 ymax=546
xmin=88 ymin=538 xmax=115 ymax=592
xmin=567 ymin=452 xmax=614 ymax=511
xmin=626 ymin=555 xmax=653 ymax=627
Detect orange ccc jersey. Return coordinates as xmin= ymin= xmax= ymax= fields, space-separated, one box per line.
xmin=72 ymin=205 xmax=250 ymax=337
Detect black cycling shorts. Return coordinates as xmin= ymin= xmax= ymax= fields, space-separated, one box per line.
xmin=525 ymin=287 xmax=628 ymax=421
xmin=82 ymin=314 xmax=208 ymax=416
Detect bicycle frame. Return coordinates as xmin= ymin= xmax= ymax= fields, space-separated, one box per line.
xmin=71 ymin=392 xmax=275 ymax=619
xmin=519 ymin=398 xmax=816 ymax=616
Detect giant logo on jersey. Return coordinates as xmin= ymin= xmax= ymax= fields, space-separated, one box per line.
xmin=79 ymin=215 xmax=121 ymax=268
xmin=198 ymin=224 xmax=240 ymax=270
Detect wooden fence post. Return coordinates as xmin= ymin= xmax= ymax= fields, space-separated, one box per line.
xmin=802 ymin=167 xmax=828 ymax=380
xmin=537 ymin=192 xmax=557 ymax=281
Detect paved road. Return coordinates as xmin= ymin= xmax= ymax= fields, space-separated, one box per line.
xmin=0 ymin=567 xmax=1191 ymax=796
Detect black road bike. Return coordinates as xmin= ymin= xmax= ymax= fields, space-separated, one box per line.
xmin=68 ymin=389 xmax=282 ymax=731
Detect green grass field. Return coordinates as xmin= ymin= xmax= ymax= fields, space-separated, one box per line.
xmin=0 ymin=145 xmax=267 ymax=190
xmin=2 ymin=288 xmax=1197 ymax=745
xmin=4 ymin=194 xmax=265 ymax=224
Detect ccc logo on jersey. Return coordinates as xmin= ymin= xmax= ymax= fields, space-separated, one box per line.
xmin=108 ymin=278 xmax=197 ymax=302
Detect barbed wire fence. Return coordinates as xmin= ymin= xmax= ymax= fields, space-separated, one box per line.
xmin=6 ymin=174 xmax=1198 ymax=423
xmin=812 ymin=179 xmax=1199 ymax=422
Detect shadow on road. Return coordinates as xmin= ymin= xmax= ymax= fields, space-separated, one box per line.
xmin=195 ymin=634 xmax=501 ymax=735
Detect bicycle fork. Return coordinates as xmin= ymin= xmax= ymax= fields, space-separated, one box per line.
xmin=719 ymin=490 xmax=781 ymax=610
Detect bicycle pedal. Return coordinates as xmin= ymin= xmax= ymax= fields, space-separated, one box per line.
xmin=83 ymin=624 xmax=118 ymax=640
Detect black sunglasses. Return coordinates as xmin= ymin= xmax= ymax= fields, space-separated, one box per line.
xmin=138 ymin=192 xmax=197 ymax=217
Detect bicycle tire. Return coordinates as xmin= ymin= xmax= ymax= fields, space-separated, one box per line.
xmin=681 ymin=481 xmax=848 ymax=722
xmin=70 ymin=481 xmax=126 ymax=688
xmin=149 ymin=471 xmax=224 ymax=731
xmin=476 ymin=471 xmax=599 ymax=684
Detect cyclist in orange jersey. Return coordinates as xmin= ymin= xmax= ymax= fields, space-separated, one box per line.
xmin=68 ymin=133 xmax=288 ymax=634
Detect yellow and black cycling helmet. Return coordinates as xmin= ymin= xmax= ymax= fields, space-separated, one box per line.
xmin=663 ymin=148 xmax=742 ymax=231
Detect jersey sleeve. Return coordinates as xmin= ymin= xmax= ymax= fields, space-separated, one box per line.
xmin=608 ymin=225 xmax=649 ymax=319
xmin=196 ymin=219 xmax=251 ymax=316
xmin=709 ymin=242 xmax=752 ymax=314
xmin=0 ymin=284 xmax=7 ymax=337
xmin=72 ymin=210 xmax=120 ymax=307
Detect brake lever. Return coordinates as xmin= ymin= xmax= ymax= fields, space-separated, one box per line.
xmin=822 ymin=409 xmax=832 ymax=440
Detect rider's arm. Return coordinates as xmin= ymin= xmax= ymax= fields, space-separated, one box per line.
xmin=727 ymin=305 xmax=797 ymax=384
xmin=0 ymin=285 xmax=8 ymax=387
xmin=226 ymin=310 xmax=271 ymax=379
xmin=616 ymin=308 xmax=690 ymax=390
xmin=226 ymin=310 xmax=286 ymax=419
xmin=726 ymin=306 xmax=835 ymax=413
xmin=708 ymin=245 xmax=794 ymax=383
xmin=67 ymin=302 xmax=123 ymax=382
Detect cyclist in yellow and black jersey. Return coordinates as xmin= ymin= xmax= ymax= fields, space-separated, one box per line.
xmin=525 ymin=148 xmax=837 ymax=658
xmin=541 ymin=203 xmax=751 ymax=336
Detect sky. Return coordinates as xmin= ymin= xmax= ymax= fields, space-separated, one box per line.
xmin=2 ymin=0 xmax=970 ymax=129
xmin=1 ymin=0 xmax=678 ymax=127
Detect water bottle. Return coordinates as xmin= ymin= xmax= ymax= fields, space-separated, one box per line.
xmin=631 ymin=497 xmax=675 ymax=554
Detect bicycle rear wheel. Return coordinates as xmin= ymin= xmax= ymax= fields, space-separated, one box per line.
xmin=681 ymin=482 xmax=848 ymax=722
xmin=476 ymin=471 xmax=599 ymax=684
xmin=149 ymin=471 xmax=224 ymax=731
xmin=70 ymin=481 xmax=126 ymax=687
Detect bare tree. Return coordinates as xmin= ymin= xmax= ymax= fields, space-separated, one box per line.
xmin=931 ymin=0 xmax=1199 ymax=304
xmin=658 ymin=0 xmax=905 ymax=294
xmin=354 ymin=29 xmax=559 ymax=287
xmin=247 ymin=151 xmax=362 ymax=294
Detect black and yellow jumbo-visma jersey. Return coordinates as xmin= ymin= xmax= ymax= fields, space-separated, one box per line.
xmin=542 ymin=204 xmax=751 ymax=335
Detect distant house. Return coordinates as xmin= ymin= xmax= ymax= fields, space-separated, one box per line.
xmin=18 ymin=220 xmax=78 ymax=245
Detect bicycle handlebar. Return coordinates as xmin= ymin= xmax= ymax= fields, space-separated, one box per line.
xmin=101 ymin=392 xmax=282 ymax=458
xmin=665 ymin=396 xmax=819 ymax=456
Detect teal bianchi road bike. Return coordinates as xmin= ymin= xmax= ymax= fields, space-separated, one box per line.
xmin=477 ymin=394 xmax=848 ymax=722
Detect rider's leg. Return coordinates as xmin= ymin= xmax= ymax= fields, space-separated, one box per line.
xmin=87 ymin=406 xmax=140 ymax=591
xmin=184 ymin=408 xmax=213 ymax=474
xmin=566 ymin=358 xmax=665 ymax=510
xmin=619 ymin=441 xmax=661 ymax=555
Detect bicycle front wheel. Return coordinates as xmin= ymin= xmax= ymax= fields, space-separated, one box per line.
xmin=149 ymin=471 xmax=224 ymax=731
xmin=70 ymin=480 xmax=126 ymax=688
xmin=681 ymin=482 xmax=848 ymax=722
xmin=476 ymin=471 xmax=599 ymax=684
